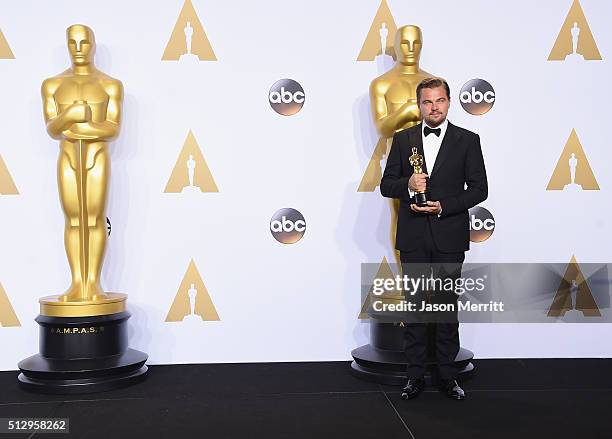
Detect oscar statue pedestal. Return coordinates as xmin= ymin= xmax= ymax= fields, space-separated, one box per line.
xmin=18 ymin=307 xmax=148 ymax=394
xmin=351 ymin=322 xmax=474 ymax=386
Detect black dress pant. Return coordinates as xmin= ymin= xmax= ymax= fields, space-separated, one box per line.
xmin=400 ymin=219 xmax=465 ymax=380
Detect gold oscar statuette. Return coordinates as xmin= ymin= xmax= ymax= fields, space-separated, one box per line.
xmin=369 ymin=25 xmax=436 ymax=260
xmin=409 ymin=147 xmax=428 ymax=206
xmin=39 ymin=24 xmax=125 ymax=318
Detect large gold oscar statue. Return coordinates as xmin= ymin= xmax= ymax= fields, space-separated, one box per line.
xmin=18 ymin=25 xmax=147 ymax=394
xmin=40 ymin=24 xmax=125 ymax=317
xmin=370 ymin=25 xmax=431 ymax=137
xmin=371 ymin=25 xmax=432 ymax=261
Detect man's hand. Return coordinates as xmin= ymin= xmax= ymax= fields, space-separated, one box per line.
xmin=408 ymin=173 xmax=428 ymax=193
xmin=63 ymin=102 xmax=92 ymax=124
xmin=410 ymin=200 xmax=442 ymax=215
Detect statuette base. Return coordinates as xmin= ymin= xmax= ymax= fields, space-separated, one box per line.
xmin=40 ymin=293 xmax=127 ymax=318
xmin=414 ymin=191 xmax=429 ymax=207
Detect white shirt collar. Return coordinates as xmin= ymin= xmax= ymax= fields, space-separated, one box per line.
xmin=422 ymin=118 xmax=449 ymax=138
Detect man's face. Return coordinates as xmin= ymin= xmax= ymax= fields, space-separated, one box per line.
xmin=394 ymin=26 xmax=422 ymax=66
xmin=67 ymin=26 xmax=94 ymax=66
xmin=419 ymin=86 xmax=450 ymax=127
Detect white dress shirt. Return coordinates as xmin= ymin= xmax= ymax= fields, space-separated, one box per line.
xmin=422 ymin=118 xmax=448 ymax=175
xmin=409 ymin=119 xmax=449 ymax=216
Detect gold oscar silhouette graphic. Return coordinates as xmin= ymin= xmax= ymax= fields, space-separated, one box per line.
xmin=358 ymin=257 xmax=400 ymax=320
xmin=18 ymin=25 xmax=147 ymax=393
xmin=0 ymin=28 xmax=14 ymax=59
xmin=164 ymin=130 xmax=218 ymax=193
xmin=547 ymin=129 xmax=599 ymax=191
xmin=548 ymin=0 xmax=602 ymax=61
xmin=356 ymin=1 xmax=398 ymax=192
xmin=0 ymin=154 xmax=18 ymax=194
xmin=165 ymin=259 xmax=220 ymax=322
xmin=356 ymin=0 xmax=398 ymax=61
xmin=0 ymin=282 xmax=20 ymax=327
xmin=548 ymin=256 xmax=601 ymax=317
xmin=162 ymin=0 xmax=217 ymax=61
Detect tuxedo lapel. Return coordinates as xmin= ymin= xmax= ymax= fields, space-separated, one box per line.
xmin=430 ymin=121 xmax=460 ymax=176
xmin=407 ymin=124 xmax=428 ymax=175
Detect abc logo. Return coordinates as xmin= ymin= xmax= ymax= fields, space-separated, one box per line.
xmin=270 ymin=208 xmax=306 ymax=244
xmin=268 ymin=79 xmax=305 ymax=116
xmin=468 ymin=206 xmax=495 ymax=242
xmin=459 ymin=79 xmax=495 ymax=115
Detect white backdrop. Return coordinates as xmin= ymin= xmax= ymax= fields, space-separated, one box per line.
xmin=0 ymin=0 xmax=611 ymax=370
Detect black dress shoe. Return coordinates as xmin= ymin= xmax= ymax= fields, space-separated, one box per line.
xmin=401 ymin=378 xmax=424 ymax=400
xmin=441 ymin=379 xmax=466 ymax=400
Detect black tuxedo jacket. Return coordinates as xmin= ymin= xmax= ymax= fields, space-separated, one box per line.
xmin=380 ymin=122 xmax=488 ymax=253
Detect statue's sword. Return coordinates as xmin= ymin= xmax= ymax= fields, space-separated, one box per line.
xmin=74 ymin=100 xmax=89 ymax=298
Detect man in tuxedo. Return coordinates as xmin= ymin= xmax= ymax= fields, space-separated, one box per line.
xmin=380 ymin=77 xmax=488 ymax=400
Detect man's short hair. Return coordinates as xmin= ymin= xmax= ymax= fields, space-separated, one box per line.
xmin=416 ymin=77 xmax=451 ymax=103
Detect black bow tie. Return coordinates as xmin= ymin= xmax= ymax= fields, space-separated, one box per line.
xmin=424 ymin=126 xmax=441 ymax=137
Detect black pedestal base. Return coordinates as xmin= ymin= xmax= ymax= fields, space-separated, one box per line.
xmin=414 ymin=191 xmax=429 ymax=207
xmin=18 ymin=312 xmax=148 ymax=394
xmin=350 ymin=344 xmax=474 ymax=386
xmin=351 ymin=322 xmax=475 ymax=386
xmin=18 ymin=349 xmax=148 ymax=394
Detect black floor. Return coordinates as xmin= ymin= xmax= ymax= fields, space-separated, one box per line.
xmin=1 ymin=359 xmax=611 ymax=438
